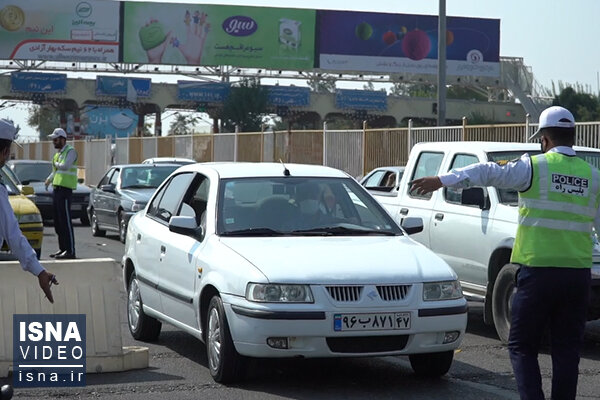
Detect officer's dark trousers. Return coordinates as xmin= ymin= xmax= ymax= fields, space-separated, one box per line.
xmin=508 ymin=266 xmax=591 ymax=400
xmin=52 ymin=185 xmax=75 ymax=255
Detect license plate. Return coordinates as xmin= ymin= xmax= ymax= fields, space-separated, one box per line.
xmin=333 ymin=312 xmax=411 ymax=331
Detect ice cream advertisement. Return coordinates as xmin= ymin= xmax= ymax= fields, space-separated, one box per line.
xmin=0 ymin=0 xmax=120 ymax=62
xmin=122 ymin=2 xmax=315 ymax=70
xmin=318 ymin=10 xmax=500 ymax=77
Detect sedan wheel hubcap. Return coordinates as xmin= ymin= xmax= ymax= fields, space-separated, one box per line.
xmin=128 ymin=279 xmax=141 ymax=331
xmin=208 ymin=307 xmax=222 ymax=371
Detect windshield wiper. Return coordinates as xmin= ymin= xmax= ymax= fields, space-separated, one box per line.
xmin=291 ymin=226 xmax=397 ymax=236
xmin=221 ymin=227 xmax=286 ymax=237
xmin=122 ymin=184 xmax=150 ymax=189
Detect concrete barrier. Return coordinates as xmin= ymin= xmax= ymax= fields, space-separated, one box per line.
xmin=0 ymin=258 xmax=148 ymax=377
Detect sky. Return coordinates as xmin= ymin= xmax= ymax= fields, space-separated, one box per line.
xmin=3 ymin=0 xmax=600 ymax=140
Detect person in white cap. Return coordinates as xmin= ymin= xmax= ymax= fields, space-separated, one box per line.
xmin=410 ymin=105 xmax=598 ymax=400
xmin=44 ymin=127 xmax=77 ymax=259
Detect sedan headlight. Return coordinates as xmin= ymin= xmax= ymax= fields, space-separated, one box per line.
xmin=18 ymin=213 xmax=43 ymax=224
xmin=131 ymin=202 xmax=146 ymax=212
xmin=423 ymin=280 xmax=463 ymax=301
xmin=246 ymin=283 xmax=314 ymax=303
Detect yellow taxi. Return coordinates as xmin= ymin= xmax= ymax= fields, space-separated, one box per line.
xmin=0 ymin=165 xmax=43 ymax=259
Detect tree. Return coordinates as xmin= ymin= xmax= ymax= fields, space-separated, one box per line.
xmin=552 ymin=86 xmax=600 ymax=122
xmin=307 ymin=75 xmax=337 ymax=93
xmin=220 ymin=78 xmax=268 ymax=132
xmin=168 ymin=112 xmax=200 ymax=135
xmin=27 ymin=105 xmax=60 ymax=139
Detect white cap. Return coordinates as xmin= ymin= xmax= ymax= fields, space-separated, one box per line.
xmin=529 ymin=106 xmax=575 ymax=140
xmin=48 ymin=128 xmax=67 ymax=139
xmin=0 ymin=118 xmax=18 ymax=141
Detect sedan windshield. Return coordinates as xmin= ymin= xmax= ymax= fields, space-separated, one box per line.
xmin=1 ymin=166 xmax=21 ymax=195
xmin=217 ymin=177 xmax=402 ymax=236
xmin=121 ymin=165 xmax=179 ymax=189
xmin=487 ymin=150 xmax=600 ymax=204
xmin=12 ymin=162 xmax=52 ymax=184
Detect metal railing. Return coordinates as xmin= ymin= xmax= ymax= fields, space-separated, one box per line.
xmin=14 ymin=117 xmax=598 ymax=184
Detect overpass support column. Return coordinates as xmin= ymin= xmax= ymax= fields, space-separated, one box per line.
xmin=154 ymin=109 xmax=162 ymax=136
xmin=73 ymin=107 xmax=81 ymax=136
xmin=136 ymin=112 xmax=145 ymax=137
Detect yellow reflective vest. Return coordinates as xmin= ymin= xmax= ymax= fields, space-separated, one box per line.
xmin=511 ymin=152 xmax=600 ymax=268
xmin=52 ymin=144 xmax=78 ymax=190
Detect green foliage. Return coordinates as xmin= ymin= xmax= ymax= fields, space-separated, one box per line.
xmin=168 ymin=112 xmax=200 ymax=136
xmin=552 ymin=86 xmax=600 ymax=122
xmin=220 ymin=78 xmax=268 ymax=132
xmin=27 ymin=106 xmax=59 ymax=140
xmin=307 ymin=76 xmax=336 ymax=93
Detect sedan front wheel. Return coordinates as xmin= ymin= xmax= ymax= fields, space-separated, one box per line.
xmin=127 ymin=271 xmax=161 ymax=341
xmin=206 ymin=295 xmax=245 ymax=383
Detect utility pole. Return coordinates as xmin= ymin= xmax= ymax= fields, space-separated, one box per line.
xmin=437 ymin=0 xmax=447 ymax=126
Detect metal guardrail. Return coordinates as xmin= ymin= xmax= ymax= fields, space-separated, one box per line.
xmin=14 ymin=118 xmax=599 ymax=183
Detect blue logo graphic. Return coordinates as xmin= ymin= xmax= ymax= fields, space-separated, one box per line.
xmin=13 ymin=314 xmax=86 ymax=388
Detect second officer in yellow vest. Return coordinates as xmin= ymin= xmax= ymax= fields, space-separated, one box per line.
xmin=409 ymin=106 xmax=599 ymax=400
xmin=44 ymin=128 xmax=78 ymax=259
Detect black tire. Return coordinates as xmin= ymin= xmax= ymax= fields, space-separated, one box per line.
xmin=492 ymin=263 xmax=519 ymax=345
xmin=206 ymin=296 xmax=245 ymax=383
xmin=90 ymin=208 xmax=105 ymax=237
xmin=127 ymin=271 xmax=161 ymax=341
xmin=409 ymin=351 xmax=454 ymax=377
xmin=118 ymin=211 xmax=127 ymax=244
xmin=35 ymin=248 xmax=41 ymax=260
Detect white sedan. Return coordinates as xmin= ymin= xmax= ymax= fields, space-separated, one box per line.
xmin=122 ymin=162 xmax=467 ymax=383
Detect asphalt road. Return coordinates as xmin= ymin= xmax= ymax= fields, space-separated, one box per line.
xmin=2 ymin=221 xmax=600 ymax=399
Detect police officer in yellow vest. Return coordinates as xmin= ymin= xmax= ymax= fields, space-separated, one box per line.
xmin=44 ymin=128 xmax=78 ymax=259
xmin=410 ymin=106 xmax=599 ymax=400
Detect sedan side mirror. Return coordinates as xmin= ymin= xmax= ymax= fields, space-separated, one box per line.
xmin=461 ymin=187 xmax=489 ymax=210
xmin=100 ymin=184 xmax=116 ymax=193
xmin=169 ymin=215 xmax=203 ymax=238
xmin=401 ymin=217 xmax=423 ymax=235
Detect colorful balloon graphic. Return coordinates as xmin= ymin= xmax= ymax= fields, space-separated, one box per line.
xmin=355 ymin=22 xmax=373 ymax=40
xmin=382 ymin=30 xmax=396 ymax=45
xmin=446 ymin=30 xmax=454 ymax=46
xmin=401 ymin=29 xmax=431 ymax=61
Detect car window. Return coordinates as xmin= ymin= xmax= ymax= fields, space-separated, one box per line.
xmin=179 ymin=174 xmax=210 ymax=235
xmin=0 ymin=166 xmax=20 ymax=195
xmin=363 ymin=170 xmax=386 ymax=187
xmin=363 ymin=169 xmax=400 ymax=192
xmin=444 ymin=154 xmax=482 ymax=204
xmin=217 ymin=177 xmax=402 ymax=235
xmin=121 ymin=165 xmax=179 ymax=189
xmin=109 ymin=169 xmax=120 ymax=186
xmin=98 ymin=169 xmax=114 ymax=187
xmin=153 ymin=173 xmax=195 ymax=223
xmin=11 ymin=162 xmax=52 ymax=184
xmin=409 ymin=152 xmax=444 ymax=200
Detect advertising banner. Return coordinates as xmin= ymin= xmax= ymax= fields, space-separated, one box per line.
xmin=319 ymin=10 xmax=500 ymax=77
xmin=96 ymin=76 xmax=151 ymax=98
xmin=335 ymin=89 xmax=387 ymax=111
xmin=82 ymin=106 xmax=138 ymax=138
xmin=177 ymin=81 xmax=230 ymax=103
xmin=267 ymin=86 xmax=310 ymax=106
xmin=10 ymin=72 xmax=67 ymax=93
xmin=0 ymin=0 xmax=120 ymax=62
xmin=123 ymin=2 xmax=315 ymax=70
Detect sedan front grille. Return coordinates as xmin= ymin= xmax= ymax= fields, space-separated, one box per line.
xmin=376 ymin=285 xmax=411 ymax=301
xmin=326 ymin=286 xmax=363 ymax=302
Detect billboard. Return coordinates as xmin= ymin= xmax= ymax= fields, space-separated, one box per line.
xmin=0 ymin=0 xmax=120 ymax=62
xmin=96 ymin=76 xmax=151 ymax=98
xmin=123 ymin=2 xmax=315 ymax=70
xmin=318 ymin=10 xmax=500 ymax=77
xmin=267 ymin=86 xmax=310 ymax=106
xmin=177 ymin=81 xmax=230 ymax=103
xmin=10 ymin=72 xmax=67 ymax=93
xmin=82 ymin=106 xmax=138 ymax=138
xmin=335 ymin=89 xmax=387 ymax=111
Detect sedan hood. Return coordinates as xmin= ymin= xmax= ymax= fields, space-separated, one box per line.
xmin=220 ymin=236 xmax=454 ymax=284
xmin=119 ymin=188 xmax=156 ymax=203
